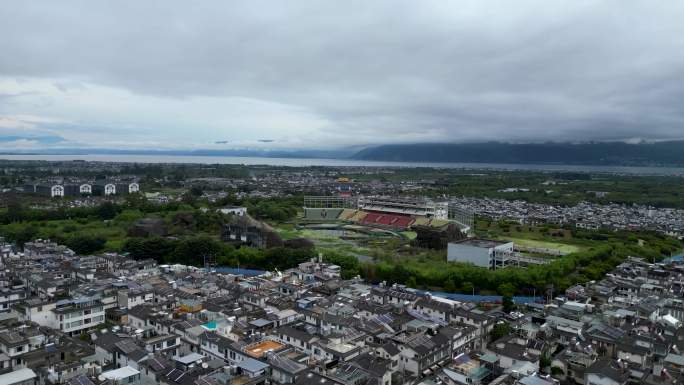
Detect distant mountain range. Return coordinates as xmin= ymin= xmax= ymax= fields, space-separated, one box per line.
xmin=0 ymin=148 xmax=356 ymax=159
xmin=3 ymin=140 xmax=684 ymax=167
xmin=351 ymin=141 xmax=684 ymax=166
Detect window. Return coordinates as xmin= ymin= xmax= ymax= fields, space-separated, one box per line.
xmin=16 ymin=346 xmax=24 ymax=352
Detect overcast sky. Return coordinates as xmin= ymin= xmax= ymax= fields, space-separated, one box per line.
xmin=1 ymin=1 xmax=684 ymax=151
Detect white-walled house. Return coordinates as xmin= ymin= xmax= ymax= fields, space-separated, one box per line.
xmin=17 ymin=298 xmax=105 ymax=336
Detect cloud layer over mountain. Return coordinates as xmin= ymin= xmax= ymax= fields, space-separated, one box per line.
xmin=1 ymin=1 xmax=684 ymax=150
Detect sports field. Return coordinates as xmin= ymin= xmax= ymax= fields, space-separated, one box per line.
xmin=500 ymin=237 xmax=584 ymax=254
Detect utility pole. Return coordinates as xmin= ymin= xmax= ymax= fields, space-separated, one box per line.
xmin=546 ymin=284 xmax=554 ymax=304
xmin=204 ymin=253 xmax=216 ymax=272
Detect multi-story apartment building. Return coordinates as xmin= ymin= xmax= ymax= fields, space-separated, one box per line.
xmin=16 ymin=297 xmax=105 ymax=336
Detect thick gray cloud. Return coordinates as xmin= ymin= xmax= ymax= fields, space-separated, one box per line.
xmin=1 ymin=0 xmax=684 ymax=149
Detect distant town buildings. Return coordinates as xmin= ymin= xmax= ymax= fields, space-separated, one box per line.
xmin=451 ymin=197 xmax=684 ymax=237
xmin=22 ymin=180 xmax=140 ymax=198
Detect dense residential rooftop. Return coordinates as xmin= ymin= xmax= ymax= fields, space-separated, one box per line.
xmin=0 ymin=236 xmax=683 ymax=385
xmin=451 ymin=197 xmax=684 ymax=236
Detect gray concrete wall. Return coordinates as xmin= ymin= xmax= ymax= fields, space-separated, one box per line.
xmin=447 ymin=243 xmax=491 ymax=267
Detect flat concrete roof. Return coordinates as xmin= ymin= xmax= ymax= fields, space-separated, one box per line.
xmin=451 ymin=238 xmax=510 ymax=249
xmin=0 ymin=368 xmax=37 ymax=384
xmin=102 ymin=366 xmax=140 ymax=380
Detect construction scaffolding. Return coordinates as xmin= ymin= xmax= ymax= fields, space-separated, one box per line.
xmin=303 ymin=196 xmax=358 ymax=209
xmin=491 ymin=249 xmax=551 ymax=270
xmin=448 ymin=204 xmax=475 ymax=233
xmin=358 ymin=196 xmax=448 ymax=218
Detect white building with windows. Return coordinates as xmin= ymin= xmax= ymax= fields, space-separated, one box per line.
xmin=0 ymin=288 xmax=26 ymax=312
xmin=17 ymin=297 xmax=105 ymax=336
xmin=104 ymin=183 xmax=116 ymax=196
xmin=52 ymin=298 xmax=106 ymax=335
xmin=51 ymin=185 xmax=65 ymax=198
xmin=33 ymin=184 xmax=65 ymax=198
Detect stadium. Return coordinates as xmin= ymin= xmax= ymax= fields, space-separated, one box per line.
xmin=302 ymin=195 xmax=473 ymax=236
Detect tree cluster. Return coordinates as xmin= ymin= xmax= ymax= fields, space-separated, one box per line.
xmin=123 ymin=235 xmax=316 ymax=271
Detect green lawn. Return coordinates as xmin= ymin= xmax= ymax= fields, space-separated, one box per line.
xmin=272 ymin=223 xmax=303 ymax=240
xmin=401 ymin=231 xmax=417 ymax=240
xmin=498 ymin=236 xmax=584 ymax=254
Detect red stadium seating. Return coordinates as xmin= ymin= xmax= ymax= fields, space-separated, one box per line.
xmin=377 ymin=215 xmax=393 ymax=226
xmin=394 ymin=216 xmax=414 ymax=228
xmin=361 ymin=213 xmax=381 ymax=225
xmin=359 ymin=211 xmax=415 ymax=229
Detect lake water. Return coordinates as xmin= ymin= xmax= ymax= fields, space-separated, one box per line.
xmin=1 ymin=153 xmax=683 ymax=175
